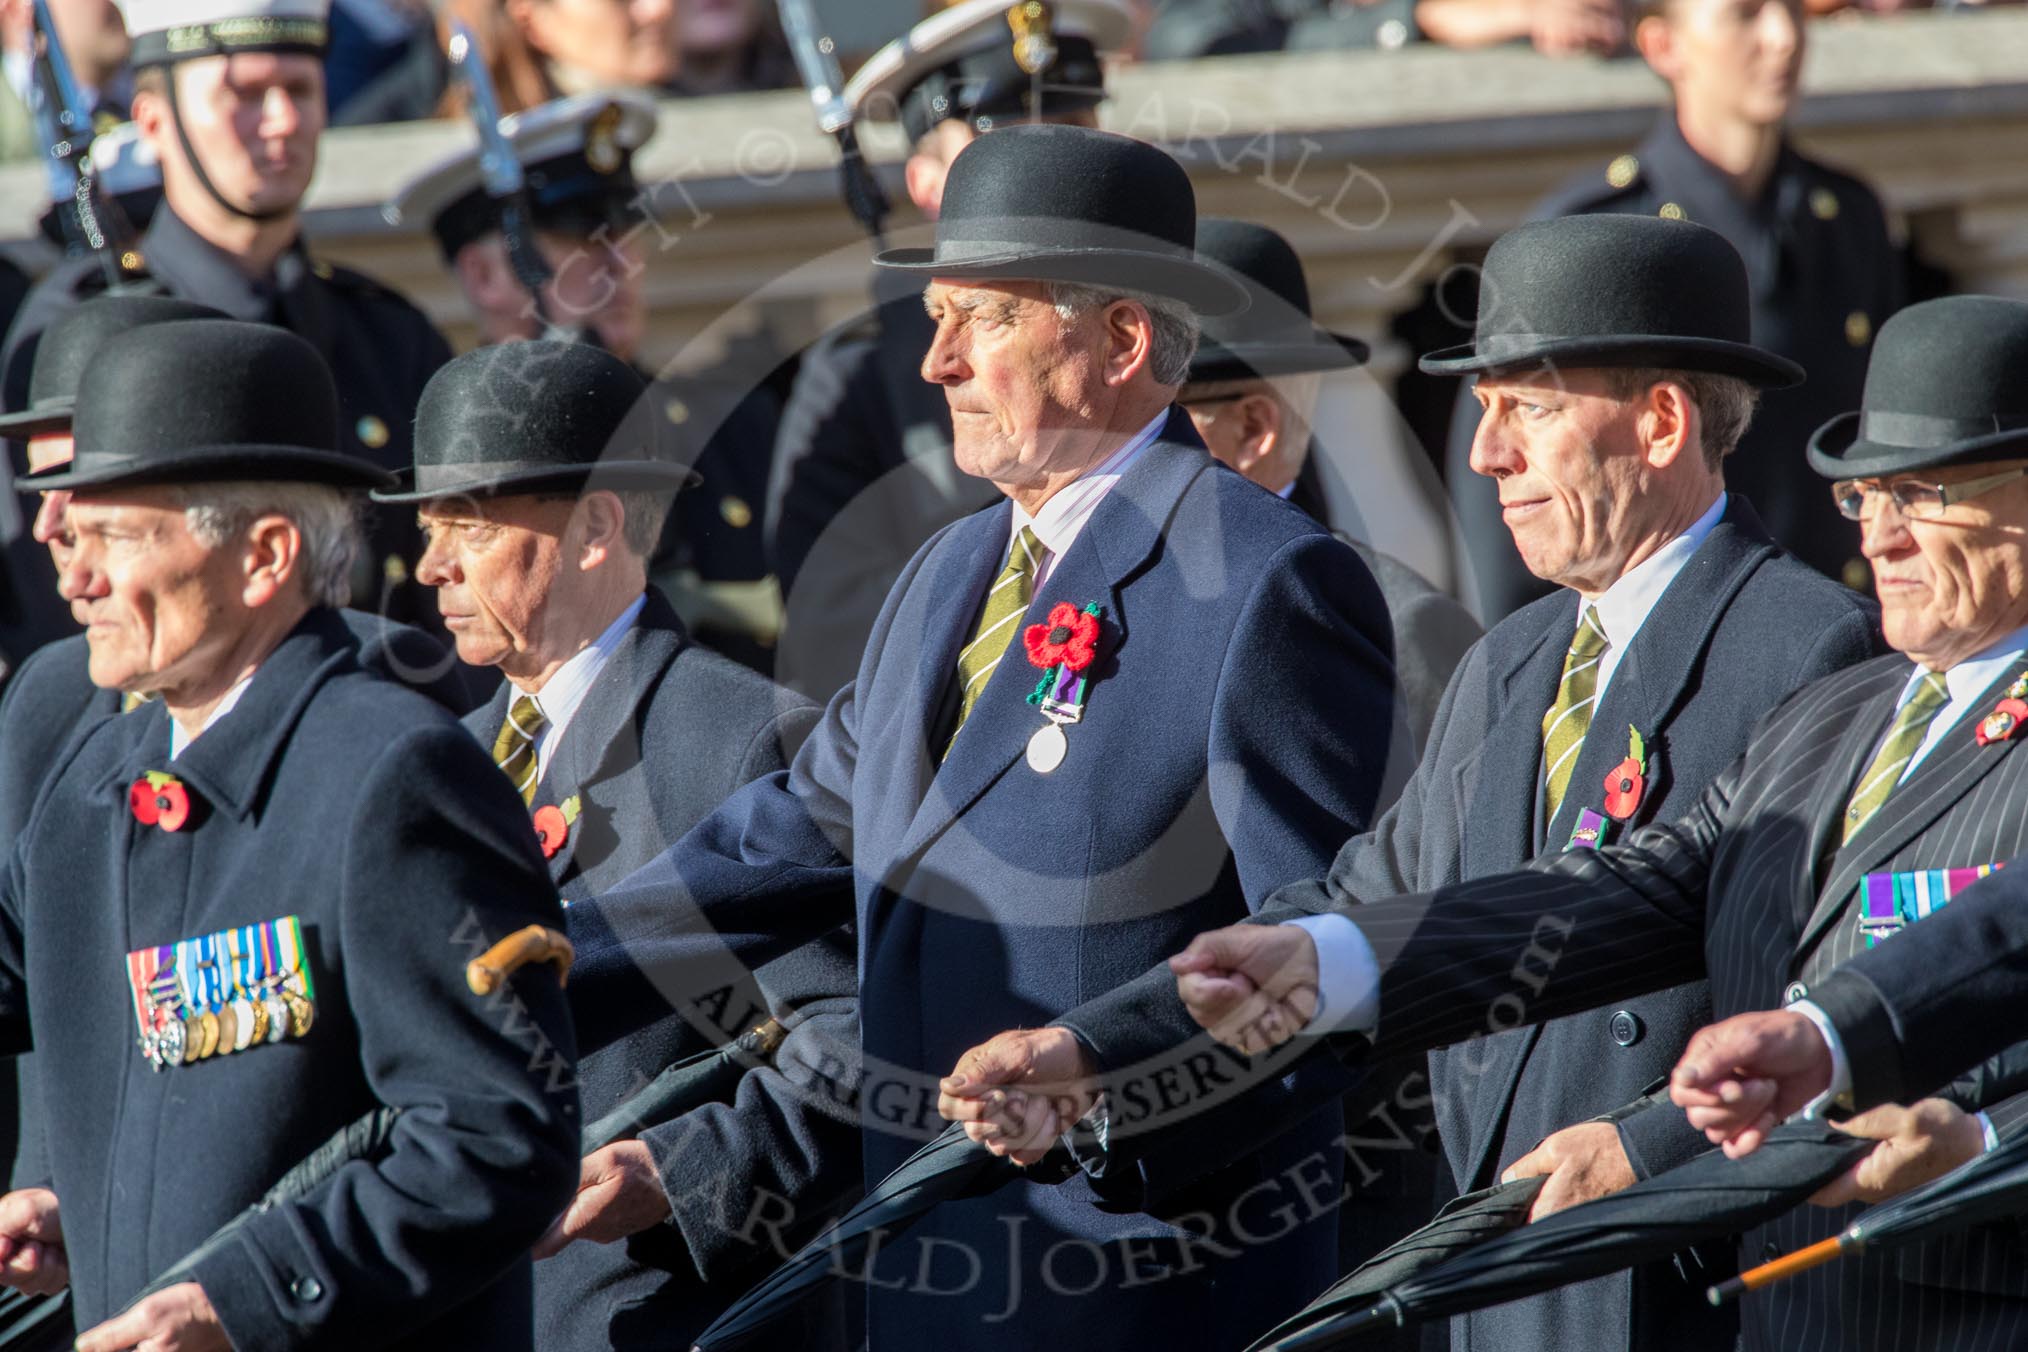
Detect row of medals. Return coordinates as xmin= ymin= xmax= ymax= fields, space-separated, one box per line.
xmin=146 ymin=978 xmax=313 ymax=1069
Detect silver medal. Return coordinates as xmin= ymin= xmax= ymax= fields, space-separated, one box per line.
xmin=156 ymin=1017 xmax=186 ymax=1068
xmin=1026 ymin=722 xmax=1068 ymax=774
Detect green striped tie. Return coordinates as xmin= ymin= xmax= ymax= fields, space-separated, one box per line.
xmin=1842 ymin=670 xmax=1951 ymax=843
xmin=946 ymin=526 xmax=1043 ymax=758
xmin=490 ymin=693 xmax=547 ymax=806
xmin=1540 ymin=604 xmax=1610 ymax=823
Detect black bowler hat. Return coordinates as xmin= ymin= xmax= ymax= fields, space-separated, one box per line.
xmin=0 ymin=295 xmax=224 ymax=440
xmin=23 ymin=320 xmax=387 ymax=490
xmin=874 ymin=124 xmax=1249 ymax=317
xmin=1419 ymin=215 xmax=1802 ymax=388
xmin=1187 ymin=218 xmax=1369 ymax=384
xmin=371 ymin=340 xmax=699 ymax=504
xmin=1807 ymin=296 xmax=2028 ymax=479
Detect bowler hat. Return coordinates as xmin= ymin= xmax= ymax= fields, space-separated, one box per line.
xmin=1807 ymin=296 xmax=2028 ymax=478
xmin=1187 ymin=218 xmax=1368 ymax=384
xmin=0 ymin=295 xmax=224 ymax=440
xmin=1419 ymin=215 xmax=1802 ymax=388
xmin=23 ymin=320 xmax=387 ymax=490
xmin=371 ymin=340 xmax=699 ymax=504
xmin=874 ymin=124 xmax=1249 ymax=317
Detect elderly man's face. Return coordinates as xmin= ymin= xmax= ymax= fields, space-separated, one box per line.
xmin=921 ymin=279 xmax=1109 ymax=490
xmin=61 ymin=489 xmax=247 ymax=694
xmin=1858 ymin=460 xmax=2028 ymax=671
xmin=25 ymin=433 xmax=76 ymax=581
xmin=1468 ymin=369 xmax=1656 ymax=595
xmin=415 ymin=495 xmax=576 ymax=677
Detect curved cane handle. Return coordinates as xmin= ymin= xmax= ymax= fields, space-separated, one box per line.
xmin=466 ymin=924 xmax=575 ymax=995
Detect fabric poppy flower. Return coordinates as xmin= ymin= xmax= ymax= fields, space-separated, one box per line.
xmin=129 ymin=773 xmax=191 ymax=832
xmin=1603 ymin=758 xmax=1645 ymax=821
xmin=532 ymin=806 xmax=570 ymax=858
xmin=1023 ymin=602 xmax=1101 ymax=673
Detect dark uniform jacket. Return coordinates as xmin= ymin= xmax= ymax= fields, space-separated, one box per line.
xmin=1058 ymin=499 xmax=1880 ymax=1352
xmin=766 ymin=282 xmax=998 ymax=703
xmin=567 ymin=417 xmax=1402 ymax=1350
xmin=1448 ymin=116 xmax=1902 ymax=621
xmin=488 ymin=590 xmax=860 ymax=1352
xmin=1 ymin=208 xmax=455 ymax=624
xmin=0 ymin=608 xmax=578 ymax=1348
xmin=1308 ymin=647 xmax=2028 ymax=1352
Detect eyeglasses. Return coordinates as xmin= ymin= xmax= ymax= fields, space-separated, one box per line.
xmin=1830 ymin=467 xmax=2028 ymax=521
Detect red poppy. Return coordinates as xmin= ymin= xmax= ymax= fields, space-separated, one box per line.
xmin=1023 ymin=603 xmax=1101 ymax=673
xmin=1976 ymin=697 xmax=2028 ymax=747
xmin=532 ymin=805 xmax=570 ymax=858
xmin=129 ymin=775 xmax=191 ymax=832
xmin=1602 ymin=759 xmax=1645 ymax=821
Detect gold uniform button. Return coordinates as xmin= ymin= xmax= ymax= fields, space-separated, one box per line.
xmin=311 ymin=259 xmax=333 ymax=280
xmin=720 ymin=495 xmax=753 ymax=529
xmin=1810 ymin=187 xmax=1840 ymax=221
xmin=119 ymin=250 xmax=144 ymax=273
xmin=356 ymin=414 xmax=389 ymax=449
xmin=1657 ymin=202 xmax=1685 ymax=221
xmin=1606 ymin=154 xmax=1639 ymax=190
xmin=1842 ymin=558 xmax=1871 ymax=592
xmin=383 ymin=554 xmax=409 ymax=586
xmin=1845 ymin=310 xmax=1872 ymax=347
xmin=665 ymin=399 xmax=689 ymax=425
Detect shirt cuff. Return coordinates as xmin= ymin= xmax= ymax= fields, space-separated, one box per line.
xmin=1285 ymin=913 xmax=1380 ymax=1037
xmin=1790 ymin=999 xmax=1854 ymax=1121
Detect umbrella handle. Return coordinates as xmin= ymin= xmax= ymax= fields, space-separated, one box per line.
xmin=466 ymin=925 xmax=574 ymax=995
xmin=1707 ymin=1233 xmax=1859 ymax=1306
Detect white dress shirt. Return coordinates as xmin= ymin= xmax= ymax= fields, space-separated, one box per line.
xmin=1005 ymin=411 xmax=1169 ymax=589
xmin=170 ymin=674 xmax=255 ymax=759
xmin=518 ymin=593 xmax=645 ymax=782
xmin=1791 ymin=621 xmax=2028 ymax=1150
xmin=1292 ymin=495 xmax=1729 ymax=1038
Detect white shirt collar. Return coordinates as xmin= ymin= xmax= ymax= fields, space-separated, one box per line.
xmin=1586 ymin=495 xmax=1727 ymax=697
xmin=524 ymin=593 xmax=645 ymax=774
xmin=169 ymin=674 xmax=255 ymax=759
xmin=1008 ymin=410 xmax=1168 ymax=586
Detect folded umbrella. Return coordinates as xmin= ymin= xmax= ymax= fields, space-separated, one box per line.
xmin=1243 ymin=1177 xmax=1546 ymax=1352
xmin=1711 ymin=1120 xmax=2028 ymax=1306
xmin=582 ymin=1018 xmax=787 ymax=1153
xmin=1260 ymin=1119 xmax=1874 ymax=1349
xmin=0 ymin=1286 xmax=68 ymax=1352
xmin=691 ymin=1123 xmax=1075 ymax=1352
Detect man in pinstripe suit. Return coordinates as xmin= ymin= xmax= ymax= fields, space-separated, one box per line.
xmin=1170 ymin=294 xmax=2028 ymax=1350
xmin=939 ymin=215 xmax=1881 ymax=1352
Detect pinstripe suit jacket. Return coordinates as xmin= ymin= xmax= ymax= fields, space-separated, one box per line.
xmin=1316 ymin=650 xmax=2028 ymax=1351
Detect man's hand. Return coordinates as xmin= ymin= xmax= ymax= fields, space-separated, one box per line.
xmin=937 ymin=1027 xmax=1098 ymax=1166
xmin=1530 ymin=0 xmax=1624 ymax=55
xmin=1169 ymin=923 xmax=1320 ymax=1054
xmin=0 ymin=1188 xmax=66 ymax=1296
xmin=1670 ymin=1010 xmax=1834 ymax=1157
xmin=1501 ymin=1122 xmax=1638 ymax=1221
xmin=74 ymin=1282 xmax=226 ymax=1352
xmin=531 ymin=1141 xmax=672 ymax=1260
xmin=1811 ymin=1099 xmax=1986 ymax=1208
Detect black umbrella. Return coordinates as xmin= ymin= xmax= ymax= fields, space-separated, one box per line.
xmin=1244 ymin=1177 xmax=1545 ymax=1351
xmin=582 ymin=1018 xmax=786 ymax=1152
xmin=691 ymin=1123 xmax=1074 ymax=1352
xmin=1711 ymin=1120 xmax=2028 ymax=1306
xmin=0 ymin=1287 xmax=68 ymax=1352
xmin=1260 ymin=1120 xmax=1874 ymax=1348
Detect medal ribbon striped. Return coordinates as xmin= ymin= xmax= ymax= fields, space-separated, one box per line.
xmin=1860 ymin=861 xmax=2005 ymax=947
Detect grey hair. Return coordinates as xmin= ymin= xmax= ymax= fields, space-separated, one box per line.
xmin=1601 ymin=368 xmax=1760 ymax=470
xmin=613 ymin=489 xmax=669 ymax=558
xmin=173 ymin=481 xmax=361 ymax=608
xmin=1042 ymin=281 xmax=1200 ymax=388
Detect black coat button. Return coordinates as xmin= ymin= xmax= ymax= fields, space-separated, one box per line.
xmin=1784 ymin=982 xmax=1809 ymax=1005
xmin=1609 ymin=1010 xmax=1642 ymax=1047
xmin=291 ymin=1275 xmax=323 ymax=1302
xmin=1762 ymin=1243 xmax=1782 ymax=1263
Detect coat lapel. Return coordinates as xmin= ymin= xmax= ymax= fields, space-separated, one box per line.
xmin=529 ymin=595 xmax=687 ymax=883
xmin=1465 ymin=603 xmax=1569 ymax=871
xmin=1800 ymin=656 xmax=2028 ymax=961
xmin=1792 ymin=665 xmax=1910 ymax=918
xmin=888 ymin=413 xmax=1207 ymax=868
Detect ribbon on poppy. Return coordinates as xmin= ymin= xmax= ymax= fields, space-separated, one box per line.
xmin=1022 ymin=601 xmax=1105 ymax=774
